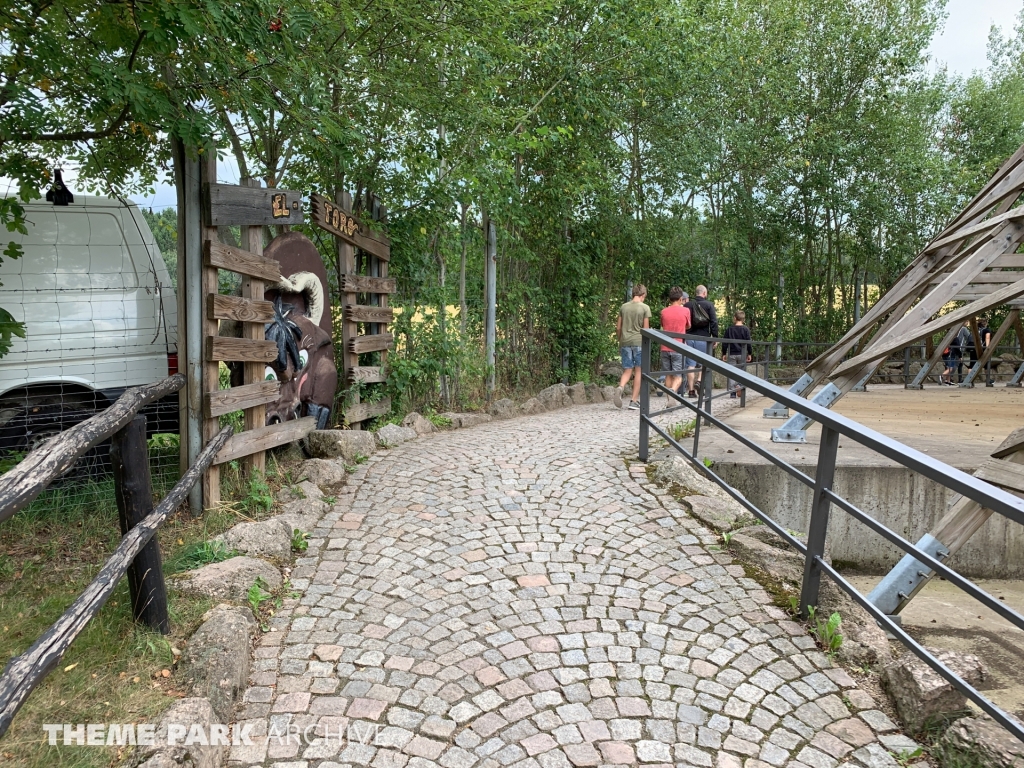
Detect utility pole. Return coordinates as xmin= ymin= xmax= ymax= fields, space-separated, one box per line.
xmin=484 ymin=215 xmax=496 ymax=399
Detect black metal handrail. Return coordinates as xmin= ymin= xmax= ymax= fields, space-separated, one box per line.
xmin=639 ymin=327 xmax=1024 ymax=743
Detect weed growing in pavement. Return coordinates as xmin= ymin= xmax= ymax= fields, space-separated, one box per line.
xmin=247 ymin=577 xmax=274 ymax=618
xmin=893 ymin=747 xmax=924 ymax=766
xmin=667 ymin=420 xmax=695 ymax=443
xmin=291 ymin=529 xmax=309 ymax=553
xmin=702 ymin=457 xmax=714 ymax=469
xmin=807 ymin=605 xmax=844 ymax=654
xmin=722 ymin=530 xmax=735 ymax=546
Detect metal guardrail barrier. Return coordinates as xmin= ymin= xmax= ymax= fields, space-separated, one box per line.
xmin=638 ymin=328 xmax=1024 ymax=743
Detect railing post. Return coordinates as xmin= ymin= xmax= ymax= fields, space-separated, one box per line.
xmin=800 ymin=425 xmax=840 ymax=616
xmin=639 ymin=335 xmax=651 ymax=462
xmin=692 ymin=351 xmax=711 ymax=458
xmin=111 ymin=415 xmax=170 ymax=634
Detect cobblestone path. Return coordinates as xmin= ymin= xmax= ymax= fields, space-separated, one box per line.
xmin=232 ymin=403 xmax=910 ymax=768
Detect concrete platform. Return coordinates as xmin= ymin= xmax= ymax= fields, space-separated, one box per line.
xmin=654 ymin=385 xmax=1024 ymax=577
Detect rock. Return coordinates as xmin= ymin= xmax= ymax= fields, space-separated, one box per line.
xmin=652 ymin=455 xmax=730 ymax=500
xmin=135 ymin=698 xmax=224 ymax=768
xmin=568 ymin=382 xmax=589 ymax=405
xmin=489 ymin=398 xmax=517 ymax=420
xmin=601 ymin=361 xmax=621 ymax=377
xmin=402 ymin=412 xmax=438 ymax=435
xmin=585 ymin=383 xmax=603 ymax=403
xmin=375 ymin=424 xmax=418 ymax=447
xmin=305 ymin=429 xmax=376 ymax=461
xmin=601 ymin=385 xmax=619 ymax=403
xmin=882 ymin=649 xmax=986 ymax=734
xmin=212 ymin=518 xmax=291 ymax=561
xmin=936 ymin=714 xmax=1024 ymax=768
xmin=519 ymin=398 xmax=545 ymax=416
xmin=277 ymin=480 xmax=323 ymax=503
xmin=270 ymin=440 xmax=307 ymax=466
xmin=176 ymin=605 xmax=255 ymax=721
xmin=279 ymin=498 xmax=330 ymax=533
xmin=440 ymin=412 xmax=492 ymax=429
xmin=681 ymin=494 xmax=754 ymax=533
xmin=296 ymin=458 xmax=347 ymax=488
xmin=997 ymin=363 xmax=1015 ymax=375
xmin=171 ymin=557 xmax=281 ymax=603
xmin=537 ymin=383 xmax=570 ymax=410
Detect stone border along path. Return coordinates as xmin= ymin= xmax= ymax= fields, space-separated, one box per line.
xmin=230 ymin=400 xmax=914 ymax=768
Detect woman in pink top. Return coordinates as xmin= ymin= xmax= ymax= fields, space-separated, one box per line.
xmin=659 ymin=287 xmax=691 ymax=394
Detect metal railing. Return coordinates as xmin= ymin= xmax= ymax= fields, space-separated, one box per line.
xmin=638 ymin=328 xmax=1024 ymax=743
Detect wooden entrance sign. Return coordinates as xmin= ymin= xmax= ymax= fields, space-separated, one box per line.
xmin=199 ymin=174 xmax=314 ymax=507
xmin=310 ymin=193 xmax=394 ymax=428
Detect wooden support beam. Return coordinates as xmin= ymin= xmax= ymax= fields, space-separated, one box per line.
xmin=348 ymin=333 xmax=394 ymax=354
xmin=200 ymin=158 xmax=221 ymax=508
xmin=970 ymin=310 xmax=1019 ymax=374
xmin=240 ymin=179 xmax=267 ymax=475
xmin=344 ymin=305 xmax=394 ymax=324
xmin=205 ymin=381 xmax=280 ymax=418
xmin=348 ymin=366 xmax=387 ymax=384
xmin=204 ymin=240 xmax=282 ymax=282
xmin=340 ymin=274 xmax=396 ymax=294
xmin=344 ymin=398 xmax=391 ymax=426
xmin=975 ymin=458 xmax=1024 ymax=494
xmin=206 ymin=336 xmax=278 ymax=363
xmin=832 ymin=277 xmax=1024 ymax=378
xmin=214 ymin=417 xmax=316 ymax=465
xmin=207 ymin=293 xmax=275 ymax=323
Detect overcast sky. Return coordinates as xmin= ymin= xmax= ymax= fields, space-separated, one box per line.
xmin=928 ymin=0 xmax=1021 ymax=74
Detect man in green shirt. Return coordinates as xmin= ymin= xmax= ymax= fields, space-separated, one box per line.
xmin=616 ymin=284 xmax=651 ymax=410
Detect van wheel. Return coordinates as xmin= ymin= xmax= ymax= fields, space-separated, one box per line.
xmin=0 ymin=390 xmax=108 ymax=480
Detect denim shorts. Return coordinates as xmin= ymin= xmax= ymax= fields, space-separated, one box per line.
xmin=620 ymin=345 xmax=642 ymax=369
xmin=660 ymin=351 xmax=683 ymax=372
xmin=684 ymin=339 xmax=708 ymax=369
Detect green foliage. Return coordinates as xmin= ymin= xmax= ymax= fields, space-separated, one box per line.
xmin=165 ymin=540 xmax=237 ymax=575
xmin=291 ymin=529 xmax=309 ymax=553
xmin=668 ymin=420 xmax=695 ymax=443
xmin=807 ymin=605 xmax=844 ymax=654
xmin=247 ymin=577 xmax=273 ymax=616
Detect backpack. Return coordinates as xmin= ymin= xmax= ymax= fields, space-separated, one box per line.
xmin=690 ymin=299 xmax=710 ymax=328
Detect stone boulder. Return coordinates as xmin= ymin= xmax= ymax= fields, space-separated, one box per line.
xmin=213 ymin=518 xmax=292 ymax=561
xmin=936 ymin=714 xmax=1024 ymax=768
xmin=489 ymin=398 xmax=517 ymax=420
xmin=653 ymin=455 xmax=729 ymax=500
xmin=537 ymin=383 xmax=570 ymax=411
xmin=375 ymin=424 xmax=418 ymax=448
xmin=171 ymin=557 xmax=281 ymax=603
xmin=296 ymin=458 xmax=347 ymax=488
xmin=279 ymin=498 xmax=330 ymax=534
xmin=601 ymin=385 xmax=619 ymax=403
xmin=585 ymin=383 xmax=603 ymax=403
xmin=567 ymin=382 xmax=589 ymax=405
xmin=601 ymin=361 xmax=621 ymax=377
xmin=135 ymin=698 xmax=224 ymax=768
xmin=882 ymin=649 xmax=986 ymax=734
xmin=176 ymin=605 xmax=256 ymax=721
xmin=305 ymin=429 xmax=376 ymax=461
xmin=402 ymin=412 xmax=438 ymax=435
xmin=519 ymin=398 xmax=545 ymax=416
xmin=441 ymin=412 xmax=492 ymax=429
xmin=277 ymin=480 xmax=324 ymax=504
xmin=681 ymin=494 xmax=755 ymax=533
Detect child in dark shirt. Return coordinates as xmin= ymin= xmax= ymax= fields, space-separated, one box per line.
xmin=722 ymin=311 xmax=752 ymax=398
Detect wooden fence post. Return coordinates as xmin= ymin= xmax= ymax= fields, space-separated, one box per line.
xmin=111 ymin=416 xmax=170 ymax=634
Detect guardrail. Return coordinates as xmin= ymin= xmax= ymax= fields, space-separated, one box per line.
xmin=638 ymin=328 xmax=1024 ymax=743
xmin=0 ymin=375 xmax=233 ymax=737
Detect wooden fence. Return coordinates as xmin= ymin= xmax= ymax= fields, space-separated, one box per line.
xmin=0 ymin=375 xmax=232 ymax=737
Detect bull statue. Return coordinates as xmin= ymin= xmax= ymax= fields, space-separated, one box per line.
xmin=221 ymin=232 xmax=337 ymax=429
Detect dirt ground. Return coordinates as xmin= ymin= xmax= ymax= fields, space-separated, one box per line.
xmin=847 ymin=574 xmax=1024 ymax=720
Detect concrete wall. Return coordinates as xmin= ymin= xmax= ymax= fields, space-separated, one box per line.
xmin=715 ymin=462 xmax=1024 ymax=578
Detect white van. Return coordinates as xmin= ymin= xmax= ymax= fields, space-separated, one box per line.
xmin=0 ymin=195 xmax=178 ymax=453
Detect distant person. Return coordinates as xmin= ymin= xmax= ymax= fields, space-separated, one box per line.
xmin=722 ymin=310 xmax=752 ymax=397
xmin=979 ymin=316 xmax=994 ymax=386
xmin=684 ymin=285 xmax=719 ymax=398
xmin=616 ymin=284 xmax=651 ymax=410
xmin=940 ymin=335 xmax=959 ymax=386
xmin=659 ymin=287 xmax=690 ymax=396
xmin=954 ymin=325 xmax=972 ymax=383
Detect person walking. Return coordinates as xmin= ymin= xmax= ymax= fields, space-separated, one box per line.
xmin=954 ymin=325 xmax=971 ymax=383
xmin=722 ymin=310 xmax=752 ymax=397
xmin=659 ymin=287 xmax=690 ymax=397
xmin=684 ymin=285 xmax=719 ymax=398
xmin=616 ymin=284 xmax=651 ymax=410
xmin=979 ymin=317 xmax=994 ymax=386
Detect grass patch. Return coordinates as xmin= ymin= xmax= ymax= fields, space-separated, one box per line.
xmin=0 ymin=446 xmax=304 ymax=767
